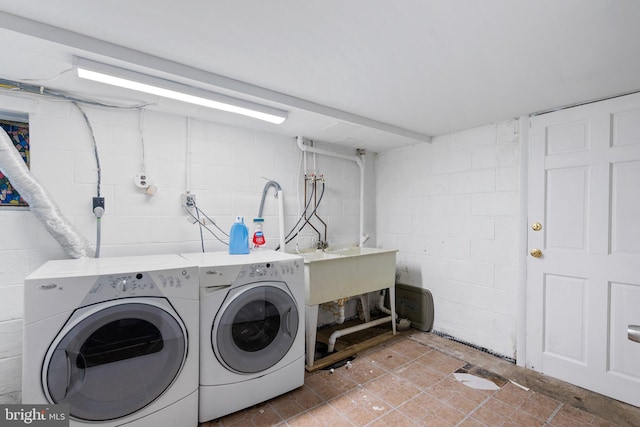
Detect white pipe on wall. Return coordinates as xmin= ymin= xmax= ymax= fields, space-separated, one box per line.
xmin=277 ymin=189 xmax=285 ymax=251
xmin=0 ymin=127 xmax=94 ymax=258
xmin=358 ymin=153 xmax=366 ymax=246
xmin=296 ymin=136 xmax=366 ymax=247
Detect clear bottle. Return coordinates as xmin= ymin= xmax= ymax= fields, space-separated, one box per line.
xmin=252 ymin=217 xmax=265 ymax=248
xmin=228 ymin=216 xmax=249 ymax=254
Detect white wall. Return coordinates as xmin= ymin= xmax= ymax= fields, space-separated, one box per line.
xmin=376 ymin=121 xmax=521 ymax=358
xmin=0 ymin=94 xmax=375 ymax=403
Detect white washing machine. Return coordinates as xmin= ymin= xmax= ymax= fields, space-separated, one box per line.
xmin=180 ymin=250 xmax=305 ymax=422
xmin=22 ymin=254 xmax=199 ymax=427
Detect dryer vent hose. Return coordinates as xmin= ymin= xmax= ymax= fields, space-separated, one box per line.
xmin=0 ymin=127 xmax=94 ymax=259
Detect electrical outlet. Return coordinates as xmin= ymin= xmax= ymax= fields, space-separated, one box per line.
xmin=92 ymin=197 xmax=105 ymax=211
xmin=181 ymin=193 xmax=196 ymax=207
xmin=134 ymin=172 xmax=150 ymax=189
xmin=92 ymin=197 xmax=105 ymax=218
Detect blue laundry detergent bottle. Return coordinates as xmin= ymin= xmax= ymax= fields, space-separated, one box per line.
xmin=228 ymin=216 xmax=250 ymax=254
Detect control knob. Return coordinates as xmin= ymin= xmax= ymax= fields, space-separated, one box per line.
xmin=115 ymin=278 xmax=129 ymax=293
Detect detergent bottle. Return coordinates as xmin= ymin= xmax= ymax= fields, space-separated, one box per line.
xmin=228 ymin=216 xmax=249 ymax=254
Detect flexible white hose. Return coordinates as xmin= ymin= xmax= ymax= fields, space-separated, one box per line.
xmin=0 ymin=128 xmax=94 ymax=258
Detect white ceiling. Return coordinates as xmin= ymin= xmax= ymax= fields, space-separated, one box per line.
xmin=1 ymin=0 xmax=640 ymax=152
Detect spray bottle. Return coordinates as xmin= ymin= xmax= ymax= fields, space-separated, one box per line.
xmin=252 ymin=217 xmax=266 ymax=248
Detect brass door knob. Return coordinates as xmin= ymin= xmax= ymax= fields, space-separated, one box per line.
xmin=530 ymin=248 xmax=543 ymax=258
xmin=531 ymin=222 xmax=542 ymax=231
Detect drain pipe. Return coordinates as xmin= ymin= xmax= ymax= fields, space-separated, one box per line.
xmin=377 ymin=289 xmax=397 ymax=318
xmin=325 ymin=290 xmax=398 ymax=353
xmin=258 ymin=180 xmax=286 ymax=251
xmin=296 ymin=136 xmax=366 ymax=247
xmin=327 ymin=315 xmax=394 ymax=353
xmin=0 ymin=128 xmax=94 ymax=258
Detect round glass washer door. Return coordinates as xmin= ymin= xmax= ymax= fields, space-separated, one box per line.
xmin=43 ymin=298 xmax=187 ymax=422
xmin=213 ymin=283 xmax=299 ymax=374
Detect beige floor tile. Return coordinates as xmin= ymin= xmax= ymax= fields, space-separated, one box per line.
xmin=364 ymin=373 xmax=422 ymax=407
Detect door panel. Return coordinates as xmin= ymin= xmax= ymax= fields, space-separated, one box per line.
xmin=610 ymin=282 xmax=640 ymax=379
xmin=612 ymin=108 xmax=640 ymax=147
xmin=546 ymin=119 xmax=589 ymax=154
xmin=545 ymin=167 xmax=588 ymax=250
xmin=543 ymin=274 xmax=587 ymax=363
xmin=611 ymin=161 xmax=640 ymax=254
xmin=527 ymin=92 xmax=640 ymax=407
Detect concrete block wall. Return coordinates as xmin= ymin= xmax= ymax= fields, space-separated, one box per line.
xmin=376 ymin=121 xmax=521 ymax=358
xmin=0 ymin=94 xmax=375 ymax=403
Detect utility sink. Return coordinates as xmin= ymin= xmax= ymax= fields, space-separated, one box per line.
xmin=298 ymin=247 xmax=397 ymax=305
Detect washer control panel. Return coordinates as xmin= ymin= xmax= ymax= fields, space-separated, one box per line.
xmin=236 ymin=259 xmax=301 ymax=285
xmin=80 ymin=269 xmax=190 ymax=305
xmin=200 ymin=259 xmax=301 ymax=289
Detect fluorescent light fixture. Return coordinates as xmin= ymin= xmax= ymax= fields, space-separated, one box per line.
xmin=74 ymin=57 xmax=288 ymax=124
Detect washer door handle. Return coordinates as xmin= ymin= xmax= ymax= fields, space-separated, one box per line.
xmin=48 ymin=349 xmax=73 ymax=401
xmin=283 ymin=308 xmax=293 ymax=337
xmin=629 ymin=325 xmax=640 ymax=343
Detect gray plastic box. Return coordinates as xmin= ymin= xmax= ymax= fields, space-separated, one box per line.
xmin=389 ymin=283 xmax=434 ymax=331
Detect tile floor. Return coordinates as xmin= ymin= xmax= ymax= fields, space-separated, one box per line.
xmin=200 ymin=331 xmax=639 ymax=426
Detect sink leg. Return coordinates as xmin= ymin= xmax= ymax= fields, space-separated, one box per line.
xmin=305 ymin=304 xmax=319 ymax=368
xmin=359 ymin=294 xmax=371 ymax=322
xmin=389 ymin=286 xmax=397 ymax=335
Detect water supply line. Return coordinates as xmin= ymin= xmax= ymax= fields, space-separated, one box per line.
xmin=257 ymin=180 xmax=286 ymax=251
xmin=302 ymin=173 xmax=322 ymax=244
xmin=0 ymin=127 xmax=95 ymax=258
xmin=312 ymin=174 xmax=328 ymax=247
xmin=296 ymin=136 xmax=366 ymax=247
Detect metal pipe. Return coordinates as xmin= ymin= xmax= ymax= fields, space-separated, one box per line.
xmin=0 ymin=127 xmax=94 ymax=258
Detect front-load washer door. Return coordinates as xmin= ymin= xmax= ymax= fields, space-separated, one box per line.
xmin=43 ymin=298 xmax=187 ymax=422
xmin=213 ymin=283 xmax=299 ymax=374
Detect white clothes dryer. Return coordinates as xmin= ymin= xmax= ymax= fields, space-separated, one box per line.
xmin=180 ymin=250 xmax=305 ymax=422
xmin=22 ymin=254 xmax=199 ymax=427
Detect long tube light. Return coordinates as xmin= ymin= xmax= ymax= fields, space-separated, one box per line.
xmin=74 ymin=57 xmax=288 ymax=124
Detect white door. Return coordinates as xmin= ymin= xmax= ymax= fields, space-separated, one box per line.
xmin=526 ymin=92 xmax=640 ymax=406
